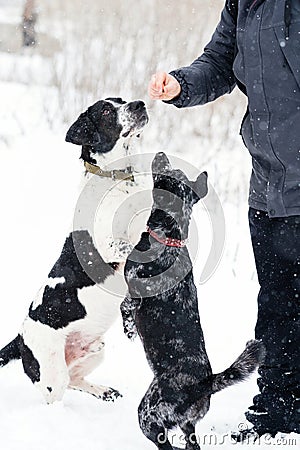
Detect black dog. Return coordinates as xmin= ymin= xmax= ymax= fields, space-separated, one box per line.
xmin=121 ymin=152 xmax=265 ymax=450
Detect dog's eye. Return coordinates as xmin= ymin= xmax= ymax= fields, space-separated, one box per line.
xmin=102 ymin=109 xmax=110 ymax=116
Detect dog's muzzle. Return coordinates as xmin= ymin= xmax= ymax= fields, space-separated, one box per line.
xmin=122 ymin=101 xmax=149 ymax=137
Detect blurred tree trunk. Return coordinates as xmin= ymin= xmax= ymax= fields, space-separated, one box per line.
xmin=22 ymin=0 xmax=37 ymax=47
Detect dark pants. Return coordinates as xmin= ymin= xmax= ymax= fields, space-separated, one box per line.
xmin=246 ymin=208 xmax=300 ymax=434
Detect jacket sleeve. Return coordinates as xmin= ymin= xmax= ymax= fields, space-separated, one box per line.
xmin=167 ymin=0 xmax=237 ymax=108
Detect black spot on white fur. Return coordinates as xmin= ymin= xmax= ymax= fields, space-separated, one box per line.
xmin=29 ymin=230 xmax=116 ymax=330
xmin=121 ymin=152 xmax=265 ymax=450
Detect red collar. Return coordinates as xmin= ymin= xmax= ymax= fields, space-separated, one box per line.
xmin=147 ymin=226 xmax=186 ymax=248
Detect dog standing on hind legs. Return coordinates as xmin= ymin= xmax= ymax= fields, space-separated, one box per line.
xmin=121 ymin=152 xmax=265 ymax=450
xmin=0 ymin=97 xmax=149 ymax=404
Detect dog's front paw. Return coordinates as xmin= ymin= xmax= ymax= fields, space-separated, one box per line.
xmin=123 ymin=321 xmax=137 ymax=340
xmin=102 ymin=387 xmax=122 ymax=402
xmin=126 ymin=329 xmax=137 ymax=340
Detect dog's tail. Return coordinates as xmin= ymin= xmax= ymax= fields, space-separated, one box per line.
xmin=211 ymin=340 xmax=265 ymax=394
xmin=0 ymin=335 xmax=21 ymax=367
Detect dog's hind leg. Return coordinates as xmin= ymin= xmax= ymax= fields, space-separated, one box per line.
xmin=180 ymin=422 xmax=200 ymax=450
xmin=138 ymin=418 xmax=173 ymax=450
xmin=68 ymin=378 xmax=121 ymax=401
xmin=68 ymin=348 xmax=121 ymax=401
xmin=138 ymin=380 xmax=174 ymax=450
xmin=21 ymin=318 xmax=70 ymax=403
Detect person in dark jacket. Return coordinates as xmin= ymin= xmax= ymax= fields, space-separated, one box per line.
xmin=148 ymin=0 xmax=300 ymax=440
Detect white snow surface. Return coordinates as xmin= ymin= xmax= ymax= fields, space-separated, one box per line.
xmin=0 ymin=2 xmax=298 ymax=449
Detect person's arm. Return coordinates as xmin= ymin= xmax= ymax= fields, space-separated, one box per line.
xmin=149 ymin=0 xmax=237 ymax=108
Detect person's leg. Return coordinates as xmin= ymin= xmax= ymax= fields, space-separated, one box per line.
xmin=246 ymin=208 xmax=300 ymax=435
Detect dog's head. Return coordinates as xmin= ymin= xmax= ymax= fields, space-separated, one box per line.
xmin=65 ymin=97 xmax=148 ymax=159
xmin=149 ymin=152 xmax=208 ymax=238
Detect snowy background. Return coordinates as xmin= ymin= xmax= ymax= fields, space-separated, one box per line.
xmin=0 ymin=1 xmax=298 ymax=449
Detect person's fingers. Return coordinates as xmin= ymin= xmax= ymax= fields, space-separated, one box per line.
xmin=162 ymin=74 xmax=181 ymax=100
xmin=148 ymin=81 xmax=159 ymax=100
xmin=148 ymin=72 xmax=181 ymax=101
xmin=154 ymin=72 xmax=168 ymax=93
xmin=150 ymin=74 xmax=158 ymax=90
xmin=148 ymin=72 xmax=167 ymax=99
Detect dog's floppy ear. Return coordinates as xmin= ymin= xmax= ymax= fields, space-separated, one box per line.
xmin=65 ymin=111 xmax=101 ymax=146
xmin=192 ymin=171 xmax=208 ymax=201
xmin=151 ymin=152 xmax=172 ymax=177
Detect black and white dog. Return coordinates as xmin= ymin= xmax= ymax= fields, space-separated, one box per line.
xmin=0 ymin=98 xmax=149 ymax=404
xmin=121 ymin=153 xmax=265 ymax=450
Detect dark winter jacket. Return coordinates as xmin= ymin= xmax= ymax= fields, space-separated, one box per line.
xmin=169 ymin=0 xmax=300 ymax=217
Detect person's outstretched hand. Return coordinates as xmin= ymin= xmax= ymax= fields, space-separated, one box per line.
xmin=148 ymin=72 xmax=181 ymax=101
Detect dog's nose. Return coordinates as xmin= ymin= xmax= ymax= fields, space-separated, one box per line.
xmin=47 ymin=386 xmax=53 ymax=393
xmin=128 ymin=100 xmax=145 ymax=112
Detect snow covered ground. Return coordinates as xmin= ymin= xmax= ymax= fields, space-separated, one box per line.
xmin=0 ymin=2 xmax=298 ymax=450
